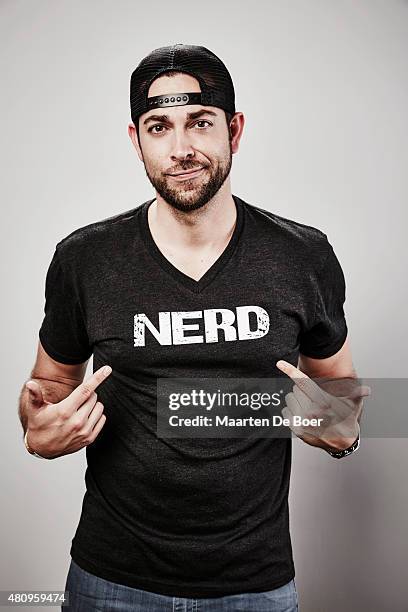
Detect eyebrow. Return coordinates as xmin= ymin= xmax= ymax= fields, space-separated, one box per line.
xmin=143 ymin=109 xmax=218 ymax=126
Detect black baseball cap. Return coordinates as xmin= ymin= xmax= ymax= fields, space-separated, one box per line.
xmin=130 ymin=43 xmax=236 ymax=125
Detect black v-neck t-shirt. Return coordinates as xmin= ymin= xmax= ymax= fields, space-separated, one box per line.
xmin=38 ymin=194 xmax=348 ymax=597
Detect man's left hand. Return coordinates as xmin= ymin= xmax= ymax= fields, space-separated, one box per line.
xmin=275 ymin=360 xmax=371 ymax=451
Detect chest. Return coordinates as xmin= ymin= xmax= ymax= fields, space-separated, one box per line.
xmin=154 ymin=242 xmax=232 ymax=282
xmin=82 ymin=261 xmax=312 ymax=378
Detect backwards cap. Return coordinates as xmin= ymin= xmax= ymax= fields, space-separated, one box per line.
xmin=130 ymin=43 xmax=235 ymax=124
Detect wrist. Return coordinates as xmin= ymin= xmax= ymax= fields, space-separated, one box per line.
xmin=324 ymin=424 xmax=360 ymax=459
xmin=322 ymin=422 xmax=360 ymax=452
xmin=24 ymin=430 xmax=52 ymax=460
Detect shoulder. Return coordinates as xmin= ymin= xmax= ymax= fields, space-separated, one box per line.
xmin=238 ymin=196 xmax=332 ymax=270
xmin=240 ymin=197 xmax=328 ymax=244
xmin=54 ymin=200 xmax=149 ymax=263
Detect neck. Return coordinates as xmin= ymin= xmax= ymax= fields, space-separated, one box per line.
xmin=148 ymin=180 xmax=236 ymax=249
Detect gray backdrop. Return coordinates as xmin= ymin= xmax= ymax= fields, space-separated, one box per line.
xmin=1 ymin=1 xmax=407 ymax=610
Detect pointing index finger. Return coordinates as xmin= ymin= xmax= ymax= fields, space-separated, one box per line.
xmin=64 ymin=365 xmax=112 ymax=410
xmin=276 ymin=360 xmax=328 ymax=403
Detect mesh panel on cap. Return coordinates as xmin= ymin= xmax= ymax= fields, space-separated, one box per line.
xmin=130 ymin=44 xmax=235 ymax=124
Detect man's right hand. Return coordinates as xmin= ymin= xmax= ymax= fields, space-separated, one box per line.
xmin=24 ymin=365 xmax=112 ymax=459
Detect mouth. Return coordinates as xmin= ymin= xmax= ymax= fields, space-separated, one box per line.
xmin=166 ymin=167 xmax=205 ymax=181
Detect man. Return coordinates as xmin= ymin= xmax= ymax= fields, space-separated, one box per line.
xmin=19 ymin=44 xmax=369 ymax=611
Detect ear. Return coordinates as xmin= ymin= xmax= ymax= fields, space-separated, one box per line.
xmin=229 ymin=112 xmax=245 ymax=154
xmin=128 ymin=122 xmax=144 ymax=162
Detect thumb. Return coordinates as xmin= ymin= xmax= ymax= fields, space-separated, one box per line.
xmin=25 ymin=380 xmax=46 ymax=408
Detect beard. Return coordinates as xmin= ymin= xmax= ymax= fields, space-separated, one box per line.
xmin=142 ymin=144 xmax=232 ymax=213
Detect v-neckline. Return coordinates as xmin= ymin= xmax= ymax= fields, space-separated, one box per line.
xmin=139 ymin=194 xmax=245 ymax=294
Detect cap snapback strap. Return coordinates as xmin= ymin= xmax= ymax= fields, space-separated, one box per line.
xmin=146 ymin=91 xmax=228 ymax=110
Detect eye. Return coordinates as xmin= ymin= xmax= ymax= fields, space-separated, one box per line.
xmin=147 ymin=124 xmax=167 ymax=134
xmin=193 ymin=120 xmax=212 ymax=129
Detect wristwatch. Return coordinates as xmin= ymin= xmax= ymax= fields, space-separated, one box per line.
xmin=324 ymin=425 xmax=361 ymax=459
xmin=24 ymin=430 xmax=51 ymax=460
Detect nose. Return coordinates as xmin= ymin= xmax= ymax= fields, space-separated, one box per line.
xmin=170 ymin=128 xmax=195 ymax=162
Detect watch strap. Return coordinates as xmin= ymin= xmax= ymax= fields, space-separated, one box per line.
xmin=325 ymin=425 xmax=361 ymax=459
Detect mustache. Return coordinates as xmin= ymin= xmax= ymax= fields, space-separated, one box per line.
xmin=165 ymin=161 xmax=209 ymax=174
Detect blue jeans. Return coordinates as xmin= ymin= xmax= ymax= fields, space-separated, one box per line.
xmin=63 ymin=558 xmax=299 ymax=611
